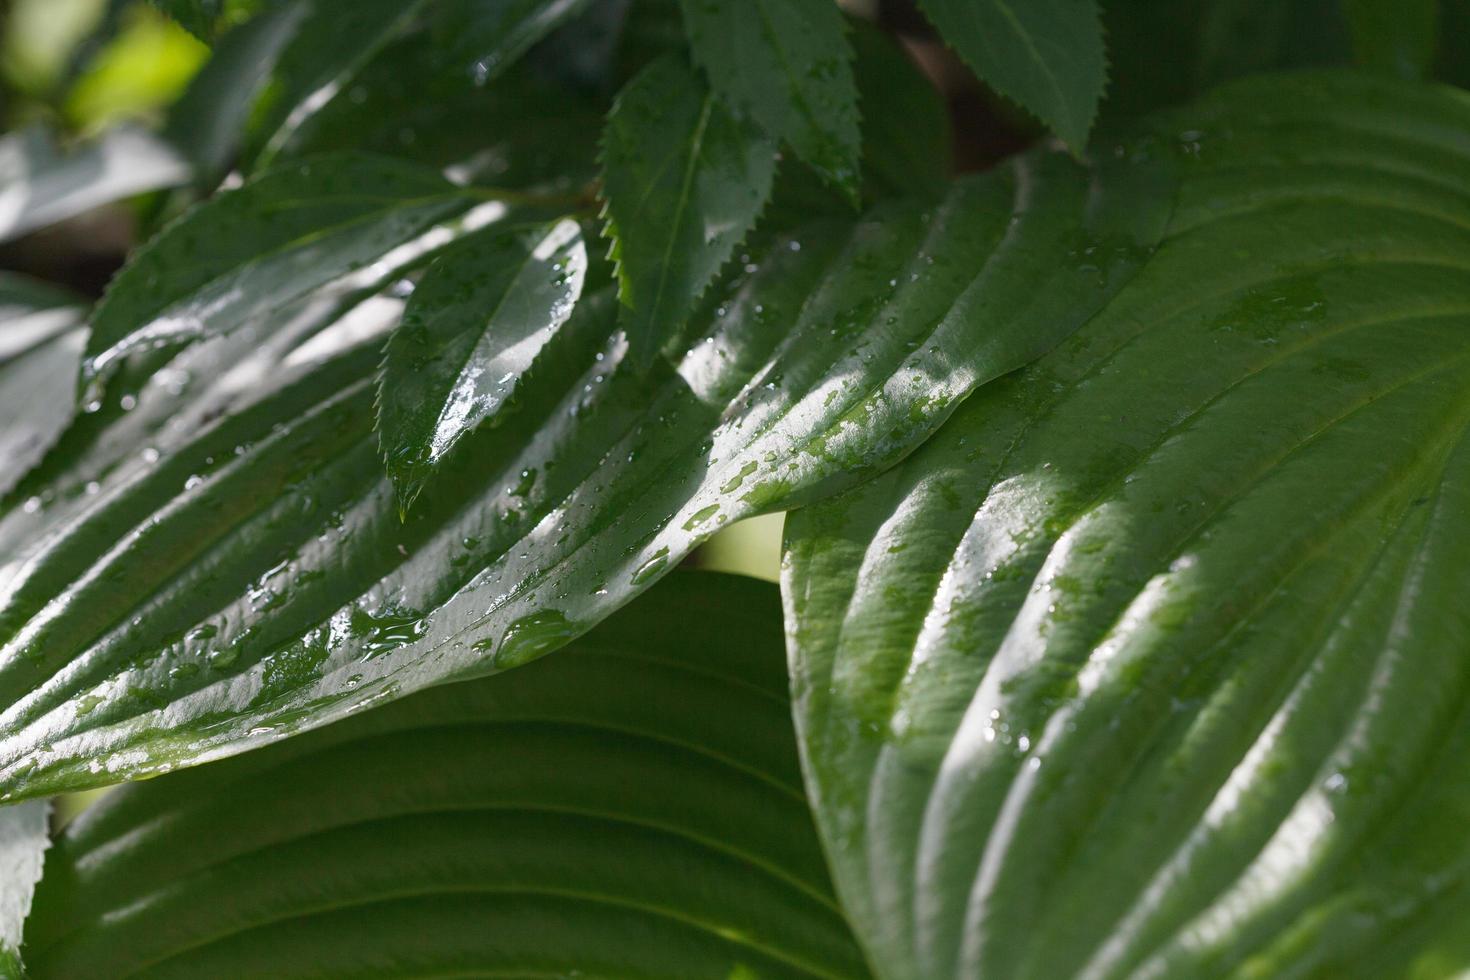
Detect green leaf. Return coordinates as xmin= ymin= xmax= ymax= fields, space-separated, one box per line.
xmin=1345 ymin=0 xmax=1438 ymax=79
xmin=677 ymin=0 xmax=861 ymax=202
xmin=22 ymin=573 xmax=870 ymax=979
xmin=916 ymin=0 xmax=1107 ymax=151
xmin=600 ymin=56 xmax=777 ymax=365
xmin=164 ymin=1 xmax=310 ymax=187
xmin=0 ymin=800 xmax=48 ymax=977
xmin=282 ymin=23 xmax=603 ymax=188
xmin=378 ymin=218 xmax=588 ymax=513
xmin=0 ymin=142 xmax=1168 ymax=803
xmin=441 ymin=0 xmax=592 ymax=87
xmin=81 ymin=153 xmax=479 ymax=385
xmin=784 ymin=72 xmax=1470 ymax=980
xmin=0 ymin=126 xmax=190 ymax=245
xmin=249 ymin=0 xmax=428 ymax=169
xmin=0 ymin=276 xmax=86 ymax=498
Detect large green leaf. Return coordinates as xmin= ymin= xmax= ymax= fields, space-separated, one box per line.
xmin=0 ymin=276 xmax=86 ymax=498
xmin=0 ymin=141 xmax=1168 ymax=803
xmin=677 ymin=0 xmax=861 ymax=202
xmin=784 ymin=72 xmax=1470 ymax=980
xmin=377 ymin=218 xmax=588 ymax=512
xmin=0 ymin=126 xmax=190 ymax=245
xmin=0 ymin=801 xmax=48 ymax=978
xmin=600 ymin=56 xmax=777 ymax=365
xmin=21 ymin=573 xmax=868 ymax=979
xmin=916 ymin=0 xmax=1107 ymax=151
xmin=80 ymin=153 xmax=481 ymax=384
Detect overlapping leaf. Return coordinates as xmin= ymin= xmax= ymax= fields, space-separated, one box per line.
xmin=378 ymin=218 xmax=588 ymax=511
xmin=0 ymin=139 xmax=1169 ymax=802
xmin=678 ymin=0 xmax=861 ymax=201
xmin=600 ymin=56 xmax=778 ymax=364
xmin=81 ymin=154 xmax=481 ymax=383
xmin=917 ymin=0 xmax=1107 ymax=150
xmin=783 ymin=72 xmax=1470 ymax=980
xmin=21 ymin=573 xmax=869 ymax=979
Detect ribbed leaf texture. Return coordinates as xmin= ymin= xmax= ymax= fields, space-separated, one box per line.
xmin=0 ymin=142 xmax=1167 ymax=802
xmin=22 ymin=573 xmax=870 ymax=979
xmin=783 ymin=72 xmax=1470 ymax=980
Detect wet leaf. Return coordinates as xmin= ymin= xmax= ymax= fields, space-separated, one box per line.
xmin=378 ymin=218 xmax=588 ymax=513
xmin=784 ymin=72 xmax=1470 ymax=980
xmin=21 ymin=573 xmax=869 ymax=979
xmin=81 ymin=153 xmax=480 ymax=385
xmin=600 ymin=56 xmax=777 ymax=366
xmin=678 ymin=0 xmax=862 ymax=201
xmin=0 ymin=137 xmax=1166 ymax=802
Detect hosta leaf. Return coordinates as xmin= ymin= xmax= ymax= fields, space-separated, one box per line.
xmin=784 ymin=72 xmax=1470 ymax=980
xmin=678 ymin=0 xmax=861 ymax=201
xmin=917 ymin=0 xmax=1107 ymax=151
xmin=600 ymin=56 xmax=777 ymax=365
xmin=378 ymin=218 xmax=588 ymax=513
xmin=0 ymin=276 xmax=86 ymax=497
xmin=0 ymin=801 xmax=48 ymax=978
xmin=0 ymin=141 xmax=1168 ymax=802
xmin=21 ymin=573 xmax=870 ymax=979
xmin=81 ymin=153 xmax=480 ymax=384
xmin=0 ymin=126 xmax=190 ymax=245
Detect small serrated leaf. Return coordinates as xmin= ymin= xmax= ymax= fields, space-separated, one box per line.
xmin=377 ymin=218 xmax=589 ymax=515
xmin=917 ymin=0 xmax=1107 ymax=152
xmin=599 ymin=56 xmax=777 ymax=366
xmin=678 ymin=0 xmax=862 ymax=203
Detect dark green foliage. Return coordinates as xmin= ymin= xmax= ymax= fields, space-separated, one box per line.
xmin=5 ymin=3 xmax=1470 ymax=978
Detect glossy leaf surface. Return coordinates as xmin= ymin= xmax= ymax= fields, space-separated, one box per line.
xmin=678 ymin=0 xmax=861 ymax=200
xmin=0 ymin=801 xmax=48 ymax=978
xmin=784 ymin=72 xmax=1470 ymax=980
xmin=0 ymin=126 xmax=190 ymax=245
xmin=0 ymin=276 xmax=86 ymax=497
xmin=22 ymin=574 xmax=870 ymax=979
xmin=81 ymin=154 xmax=478 ymax=383
xmin=441 ymin=0 xmax=592 ymax=87
xmin=917 ymin=0 xmax=1106 ymax=151
xmin=248 ymin=0 xmax=428 ymax=168
xmin=378 ymin=219 xmax=588 ymax=512
xmin=0 ymin=142 xmax=1167 ymax=802
xmin=600 ymin=56 xmax=777 ymax=364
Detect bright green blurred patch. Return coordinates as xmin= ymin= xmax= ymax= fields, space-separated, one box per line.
xmin=66 ymin=6 xmax=207 ymax=129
